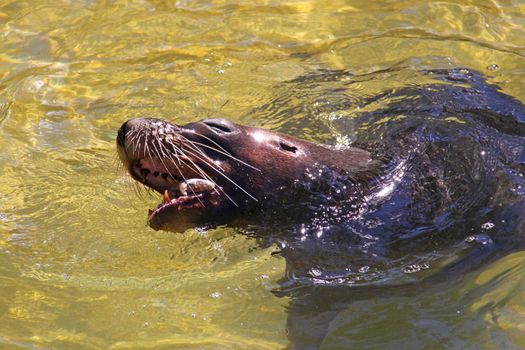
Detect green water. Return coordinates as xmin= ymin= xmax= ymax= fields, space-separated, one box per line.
xmin=1 ymin=0 xmax=525 ymax=349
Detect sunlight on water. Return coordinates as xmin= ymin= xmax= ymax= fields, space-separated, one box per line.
xmin=0 ymin=0 xmax=524 ymax=348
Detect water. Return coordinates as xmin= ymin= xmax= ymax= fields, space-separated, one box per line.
xmin=0 ymin=0 xmax=524 ymax=349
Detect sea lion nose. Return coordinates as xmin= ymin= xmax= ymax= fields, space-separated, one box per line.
xmin=117 ymin=118 xmax=151 ymax=147
xmin=201 ymin=118 xmax=238 ymax=134
xmin=117 ymin=120 xmax=128 ymax=148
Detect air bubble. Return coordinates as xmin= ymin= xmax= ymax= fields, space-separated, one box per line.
xmin=465 ymin=234 xmax=493 ymax=245
xmin=402 ymin=265 xmax=421 ymax=274
xmin=307 ymin=268 xmax=323 ymax=278
xmin=481 ymin=222 xmax=494 ymax=230
xmin=358 ymin=266 xmax=370 ymax=273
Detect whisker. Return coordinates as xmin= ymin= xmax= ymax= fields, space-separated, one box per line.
xmin=154 ymin=140 xmax=207 ymax=205
xmin=169 ymin=141 xmax=225 ymax=172
xmin=157 ymin=139 xmax=223 ymax=209
xmin=178 ymin=145 xmax=257 ymax=203
xmin=128 ymin=130 xmax=142 ymax=156
xmin=190 ymin=140 xmax=260 ymax=172
xmin=183 ymin=130 xmax=231 ymax=155
xmin=112 ymin=152 xmax=122 ymax=169
xmin=161 ymin=140 xmax=241 ymax=206
xmin=182 ymin=158 xmax=240 ymax=206
xmin=120 ymin=121 xmax=260 ymax=206
xmin=163 ymin=139 xmax=225 ymax=185
xmin=143 ymin=130 xmax=151 ymax=159
xmin=126 ymin=128 xmax=137 ymax=144
xmin=178 ymin=134 xmax=260 ymax=172
xmin=170 ymin=139 xmax=258 ymax=202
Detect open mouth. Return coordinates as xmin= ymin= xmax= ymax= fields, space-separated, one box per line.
xmin=130 ymin=157 xmax=222 ymax=225
xmin=148 ymin=178 xmax=220 ymax=219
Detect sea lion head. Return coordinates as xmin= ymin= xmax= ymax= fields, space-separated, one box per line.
xmin=117 ymin=118 xmax=380 ymax=231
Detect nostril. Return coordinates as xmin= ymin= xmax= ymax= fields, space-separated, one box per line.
xmin=117 ymin=121 xmax=128 ymax=147
xmin=279 ymin=140 xmax=298 ymax=153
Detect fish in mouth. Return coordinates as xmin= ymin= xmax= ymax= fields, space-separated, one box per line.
xmin=116 ymin=117 xmax=380 ymax=231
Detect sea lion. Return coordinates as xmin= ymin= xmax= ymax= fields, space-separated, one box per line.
xmin=117 ymin=117 xmax=383 ymax=232
xmin=117 ymin=68 xmax=525 ymax=274
xmin=116 ymin=68 xmax=525 ymax=348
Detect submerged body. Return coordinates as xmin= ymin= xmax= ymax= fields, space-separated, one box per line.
xmin=117 ymin=68 xmax=525 ymax=348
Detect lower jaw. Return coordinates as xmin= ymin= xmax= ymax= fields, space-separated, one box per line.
xmin=147 ymin=191 xmax=223 ymax=231
xmin=148 ymin=203 xmax=207 ymax=231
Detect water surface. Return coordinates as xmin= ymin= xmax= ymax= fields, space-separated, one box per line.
xmin=1 ymin=0 xmax=525 ymax=349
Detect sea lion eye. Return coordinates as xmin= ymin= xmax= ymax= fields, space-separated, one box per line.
xmin=279 ymin=140 xmax=298 ymax=153
xmin=203 ymin=120 xmax=233 ymax=133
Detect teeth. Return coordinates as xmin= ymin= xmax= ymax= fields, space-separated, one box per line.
xmin=163 ymin=190 xmax=171 ymax=203
xmin=179 ymin=182 xmax=188 ymax=196
xmin=178 ymin=178 xmax=215 ymax=196
xmin=186 ymin=178 xmax=215 ymax=193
